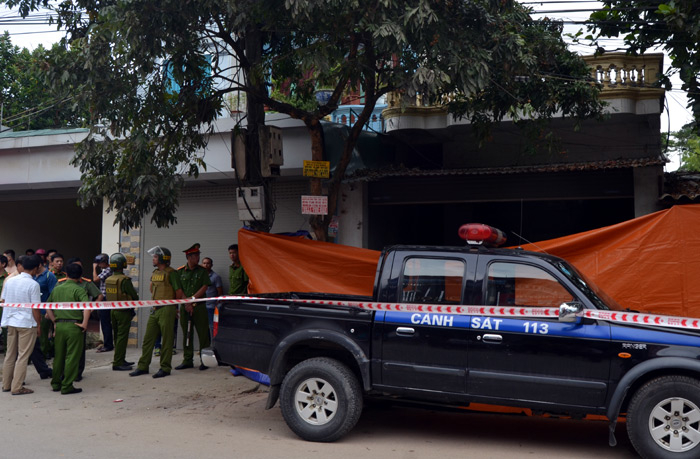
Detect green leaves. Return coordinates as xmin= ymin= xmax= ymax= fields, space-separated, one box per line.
xmin=2 ymin=0 xmax=605 ymax=234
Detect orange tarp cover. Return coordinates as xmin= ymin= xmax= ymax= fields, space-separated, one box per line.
xmin=238 ymin=229 xmax=380 ymax=296
xmin=518 ymin=204 xmax=700 ymax=318
xmin=239 ymin=205 xmax=700 ymax=318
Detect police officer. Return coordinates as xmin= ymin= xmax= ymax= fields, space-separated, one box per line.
xmin=130 ymin=246 xmax=183 ymax=378
xmin=46 ymin=263 xmax=90 ymax=395
xmin=175 ymin=243 xmax=211 ymax=371
xmin=61 ymin=257 xmax=103 ymax=381
xmin=106 ymin=253 xmax=139 ymax=371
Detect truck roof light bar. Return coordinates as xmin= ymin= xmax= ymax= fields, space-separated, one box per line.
xmin=458 ymin=223 xmax=507 ymax=247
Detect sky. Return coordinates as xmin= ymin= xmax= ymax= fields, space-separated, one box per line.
xmin=1 ymin=1 xmax=695 ymax=169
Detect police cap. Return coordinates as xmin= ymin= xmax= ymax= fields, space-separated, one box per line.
xmin=184 ymin=243 xmax=201 ymax=255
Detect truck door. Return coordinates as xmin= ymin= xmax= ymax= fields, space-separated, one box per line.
xmin=376 ymin=254 xmax=473 ymax=395
xmin=467 ymin=257 xmax=611 ymax=409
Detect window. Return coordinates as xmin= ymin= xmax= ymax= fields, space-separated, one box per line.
xmin=401 ymin=258 xmax=465 ymax=304
xmin=486 ymin=262 xmax=573 ymax=307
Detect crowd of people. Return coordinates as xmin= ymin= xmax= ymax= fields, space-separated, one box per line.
xmin=0 ymin=243 xmax=248 ymax=395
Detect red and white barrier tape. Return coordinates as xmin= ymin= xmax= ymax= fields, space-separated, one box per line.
xmin=2 ymin=295 xmax=700 ymax=331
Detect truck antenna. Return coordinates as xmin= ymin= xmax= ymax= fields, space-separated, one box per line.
xmin=511 ymin=231 xmax=549 ymax=255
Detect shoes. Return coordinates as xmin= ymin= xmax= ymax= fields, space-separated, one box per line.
xmin=96 ymin=346 xmax=113 ymax=353
xmin=2 ymin=388 xmax=10 ymax=392
xmin=61 ymin=388 xmax=82 ymax=395
xmin=152 ymin=369 xmax=170 ymax=378
xmin=199 ymin=364 xmax=208 ymax=371
xmin=153 ymin=348 xmax=160 ymax=356
xmin=174 ymin=363 xmax=194 ymax=370
xmin=129 ymin=369 xmax=148 ymax=377
xmin=75 ymin=375 xmax=83 ymax=382
xmin=39 ymin=371 xmax=52 ymax=380
xmin=12 ymin=387 xmax=34 ymax=395
xmin=113 ymin=364 xmax=133 ymax=371
xmin=52 ymin=387 xmax=60 ymax=392
xmin=125 ymin=361 xmax=135 ymax=366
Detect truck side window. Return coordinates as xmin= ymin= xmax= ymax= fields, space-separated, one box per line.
xmin=401 ymin=258 xmax=464 ymax=304
xmin=486 ymin=262 xmax=573 ymax=307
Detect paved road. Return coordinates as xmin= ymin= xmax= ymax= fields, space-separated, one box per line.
xmin=0 ymin=349 xmax=638 ymax=458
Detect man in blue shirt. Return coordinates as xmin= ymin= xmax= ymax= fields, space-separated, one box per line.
xmin=202 ymin=257 xmax=223 ymax=335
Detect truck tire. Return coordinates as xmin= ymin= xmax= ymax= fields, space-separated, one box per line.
xmin=280 ymin=357 xmax=363 ymax=442
xmin=627 ymin=375 xmax=700 ymax=458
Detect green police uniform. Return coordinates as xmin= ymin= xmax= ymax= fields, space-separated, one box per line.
xmin=136 ymin=267 xmax=181 ymax=374
xmin=48 ymin=279 xmax=89 ymax=394
xmin=106 ymin=271 xmax=138 ymax=367
xmin=178 ymin=263 xmax=211 ymax=366
xmin=61 ymin=277 xmax=101 ymax=378
xmin=228 ymin=264 xmax=249 ymax=294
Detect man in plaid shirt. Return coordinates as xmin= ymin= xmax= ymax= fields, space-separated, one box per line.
xmin=92 ymin=254 xmax=113 ymax=352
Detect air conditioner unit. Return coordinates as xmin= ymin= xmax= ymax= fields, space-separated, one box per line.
xmin=236 ymin=186 xmax=266 ymax=222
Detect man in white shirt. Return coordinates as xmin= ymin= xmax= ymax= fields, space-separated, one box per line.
xmin=1 ymin=255 xmax=43 ymax=395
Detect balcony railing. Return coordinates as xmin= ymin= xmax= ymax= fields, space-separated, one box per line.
xmin=583 ymin=52 xmax=664 ymax=91
xmin=386 ymin=52 xmax=665 ymax=111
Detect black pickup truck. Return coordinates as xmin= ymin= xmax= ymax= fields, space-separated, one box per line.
xmin=204 ymin=224 xmax=700 ymax=459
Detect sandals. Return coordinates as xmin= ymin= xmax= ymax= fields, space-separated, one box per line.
xmin=12 ymin=387 xmax=34 ymax=395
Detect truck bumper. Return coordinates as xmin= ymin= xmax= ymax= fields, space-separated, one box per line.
xmin=201 ymin=347 xmax=219 ymax=368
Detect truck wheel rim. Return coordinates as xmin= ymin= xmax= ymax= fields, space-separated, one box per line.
xmin=294 ymin=377 xmax=339 ymax=426
xmin=649 ymin=397 xmax=700 ymax=453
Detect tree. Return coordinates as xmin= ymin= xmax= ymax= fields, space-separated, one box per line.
xmin=588 ymin=1 xmax=700 ymax=130
xmin=3 ymin=0 xmax=605 ymax=239
xmin=665 ymin=124 xmax=700 ymax=171
xmin=0 ymin=32 xmax=87 ymax=131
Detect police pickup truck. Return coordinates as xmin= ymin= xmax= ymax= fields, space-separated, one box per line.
xmin=204 ymin=224 xmax=700 ymax=459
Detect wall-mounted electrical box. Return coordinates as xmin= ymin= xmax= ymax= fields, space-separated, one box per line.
xmin=236 ymin=186 xmax=266 ymax=222
xmin=231 ymin=126 xmax=284 ymax=178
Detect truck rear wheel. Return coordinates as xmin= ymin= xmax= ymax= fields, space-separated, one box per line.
xmin=280 ymin=357 xmax=363 ymax=442
xmin=627 ymin=376 xmax=700 ymax=458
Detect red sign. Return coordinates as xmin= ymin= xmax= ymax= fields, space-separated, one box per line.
xmin=301 ymin=195 xmax=328 ymax=215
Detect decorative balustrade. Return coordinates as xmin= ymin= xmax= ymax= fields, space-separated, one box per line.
xmin=583 ymin=52 xmax=664 ymax=92
xmin=385 ymin=52 xmax=665 ymax=111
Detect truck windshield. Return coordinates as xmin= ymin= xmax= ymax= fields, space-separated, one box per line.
xmin=553 ymin=261 xmax=624 ymax=311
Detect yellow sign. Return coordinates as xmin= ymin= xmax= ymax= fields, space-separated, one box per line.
xmin=303 ymin=160 xmax=330 ymax=178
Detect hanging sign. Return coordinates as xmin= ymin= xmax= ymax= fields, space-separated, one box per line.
xmin=303 ymin=160 xmax=330 ymax=178
xmin=301 ymin=195 xmax=328 ymax=215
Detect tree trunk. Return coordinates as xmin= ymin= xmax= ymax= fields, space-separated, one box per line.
xmin=243 ymin=25 xmax=273 ymax=232
xmin=308 ymin=98 xmax=378 ymax=242
xmin=307 ymin=118 xmax=327 ymax=241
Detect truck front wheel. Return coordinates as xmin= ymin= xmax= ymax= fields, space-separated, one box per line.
xmin=280 ymin=357 xmax=363 ymax=442
xmin=627 ymin=375 xmax=700 ymax=458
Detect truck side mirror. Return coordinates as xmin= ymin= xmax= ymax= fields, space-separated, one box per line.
xmin=559 ymin=301 xmax=583 ymax=323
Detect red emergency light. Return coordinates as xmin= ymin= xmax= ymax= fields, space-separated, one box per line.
xmin=458 ymin=223 xmax=507 ymax=247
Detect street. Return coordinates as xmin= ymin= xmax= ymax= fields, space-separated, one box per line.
xmin=1 ymin=349 xmax=638 ymax=458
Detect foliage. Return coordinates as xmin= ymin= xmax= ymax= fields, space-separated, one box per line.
xmin=665 ymin=124 xmax=700 ymax=171
xmin=0 ymin=32 xmax=88 ymax=131
xmin=1 ymin=0 xmax=605 ymax=236
xmin=588 ymin=1 xmax=700 ymax=130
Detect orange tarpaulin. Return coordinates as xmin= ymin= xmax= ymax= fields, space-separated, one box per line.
xmin=518 ymin=204 xmax=700 ymax=318
xmin=238 ymin=229 xmax=380 ymax=296
xmin=239 ymin=205 xmax=700 ymax=318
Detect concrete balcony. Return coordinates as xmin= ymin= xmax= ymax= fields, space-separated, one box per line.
xmin=383 ymin=53 xmax=666 ymax=132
